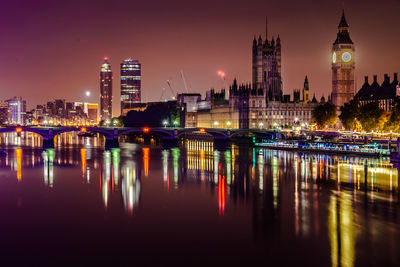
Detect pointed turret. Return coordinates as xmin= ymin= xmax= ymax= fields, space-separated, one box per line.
xmin=276 ymin=34 xmax=281 ymax=47
xmin=258 ymin=35 xmax=263 ymax=46
xmin=392 ymin=73 xmax=398 ymax=87
xmin=253 ymin=36 xmax=257 ymax=46
xmin=304 ymin=75 xmax=309 ymax=89
xmin=303 ymin=75 xmax=310 ymax=103
xmin=338 ymin=10 xmax=349 ymax=28
xmin=311 ymin=93 xmax=317 ymax=103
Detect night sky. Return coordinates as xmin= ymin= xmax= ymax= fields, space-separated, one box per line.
xmin=1 ymin=0 xmax=399 ymax=115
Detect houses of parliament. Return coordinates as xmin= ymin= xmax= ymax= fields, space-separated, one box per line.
xmin=191 ymin=12 xmax=355 ymax=130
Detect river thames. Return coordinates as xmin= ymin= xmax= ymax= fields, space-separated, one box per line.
xmin=0 ymin=132 xmax=399 ymax=266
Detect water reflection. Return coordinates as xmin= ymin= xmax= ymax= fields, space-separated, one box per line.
xmin=112 ymin=148 xmax=120 ymax=187
xmin=42 ymin=149 xmax=55 ymax=187
xmin=15 ymin=149 xmax=22 ymax=181
xmin=329 ymin=192 xmax=355 ymax=267
xmin=0 ymin=131 xmax=104 ymax=148
xmin=101 ymin=150 xmax=111 ymax=208
xmin=121 ymin=157 xmax=140 ymax=215
xmin=1 ymin=138 xmax=400 ymax=265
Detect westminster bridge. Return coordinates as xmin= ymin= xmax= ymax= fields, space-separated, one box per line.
xmin=0 ymin=126 xmax=280 ymax=148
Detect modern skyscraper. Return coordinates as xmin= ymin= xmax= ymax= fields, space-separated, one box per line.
xmin=6 ymin=97 xmax=26 ymax=125
xmin=100 ymin=58 xmax=112 ymax=121
xmin=331 ymin=10 xmax=355 ymax=109
xmin=252 ymin=17 xmax=282 ymax=101
xmin=120 ymin=59 xmax=141 ymax=115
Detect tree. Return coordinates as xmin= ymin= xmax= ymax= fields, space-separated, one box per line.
xmin=312 ymin=102 xmax=337 ymax=129
xmin=384 ymin=97 xmax=400 ymax=132
xmin=339 ymin=100 xmax=361 ymax=131
xmin=357 ymin=101 xmax=383 ymax=132
xmin=123 ymin=103 xmax=181 ymax=127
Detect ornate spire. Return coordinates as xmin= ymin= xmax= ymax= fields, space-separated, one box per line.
xmin=304 ymin=75 xmax=309 ymax=89
xmin=338 ymin=10 xmax=349 ymax=28
xmin=265 ymin=16 xmax=268 ymax=40
xmin=276 ymin=34 xmax=281 ymax=48
xmin=333 ymin=10 xmax=353 ymax=45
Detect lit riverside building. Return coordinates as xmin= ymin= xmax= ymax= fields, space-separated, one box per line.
xmin=6 ymin=97 xmax=26 ymax=125
xmin=120 ymin=59 xmax=141 ymax=115
xmin=100 ymin=58 xmax=113 ymax=122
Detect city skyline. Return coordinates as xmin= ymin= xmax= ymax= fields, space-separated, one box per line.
xmin=0 ymin=0 xmax=399 ymax=116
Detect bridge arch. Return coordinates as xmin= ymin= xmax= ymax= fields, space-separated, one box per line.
xmin=177 ymin=128 xmax=229 ymax=139
xmin=116 ymin=127 xmax=176 ymax=139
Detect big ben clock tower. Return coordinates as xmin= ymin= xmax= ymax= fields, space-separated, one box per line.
xmin=331 ymin=10 xmax=355 ymax=109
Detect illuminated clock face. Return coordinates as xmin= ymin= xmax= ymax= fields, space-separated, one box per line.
xmin=341 ymin=52 xmax=352 ymax=63
xmin=332 ymin=52 xmax=337 ymax=63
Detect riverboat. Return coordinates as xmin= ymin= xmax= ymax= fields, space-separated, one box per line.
xmin=255 ymin=140 xmax=390 ymax=157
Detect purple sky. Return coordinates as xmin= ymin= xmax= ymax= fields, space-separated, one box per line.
xmin=0 ymin=0 xmax=399 ymax=116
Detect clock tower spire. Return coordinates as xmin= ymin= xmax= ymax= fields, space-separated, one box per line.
xmin=331 ymin=10 xmax=355 ymax=113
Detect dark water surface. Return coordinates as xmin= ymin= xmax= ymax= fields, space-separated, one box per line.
xmin=0 ymin=133 xmax=399 ymax=266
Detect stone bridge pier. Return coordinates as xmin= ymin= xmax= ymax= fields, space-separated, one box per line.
xmin=41 ymin=129 xmax=56 ymax=149
xmin=162 ymin=129 xmax=179 ymax=148
xmin=104 ymin=128 xmax=119 ymax=149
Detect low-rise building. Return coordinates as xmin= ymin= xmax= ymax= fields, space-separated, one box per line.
xmin=354 ymin=73 xmax=399 ymax=111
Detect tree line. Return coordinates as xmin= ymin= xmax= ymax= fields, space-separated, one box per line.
xmin=312 ymin=98 xmax=400 ymax=132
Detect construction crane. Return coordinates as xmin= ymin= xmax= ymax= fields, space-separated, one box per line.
xmin=166 ymin=80 xmax=177 ymax=100
xmin=180 ymin=70 xmax=189 ymax=93
xmin=159 ymin=87 xmax=167 ymax=102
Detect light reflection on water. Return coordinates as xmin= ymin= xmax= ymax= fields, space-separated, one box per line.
xmin=0 ymin=133 xmax=399 ymax=265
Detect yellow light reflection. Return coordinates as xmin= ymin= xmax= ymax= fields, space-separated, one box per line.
xmin=328 ymin=193 xmax=355 ymax=267
xmin=16 ymin=149 xmax=22 ymax=181
xmin=142 ymin=148 xmax=149 ymax=177
xmin=80 ymin=148 xmax=86 ymax=177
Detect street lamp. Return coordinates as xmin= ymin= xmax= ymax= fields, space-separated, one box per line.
xmin=258 ymin=122 xmax=264 ymax=129
xmin=213 ymin=121 xmax=219 ymax=127
xmin=226 ymin=121 xmax=231 ymax=128
xmin=162 ymin=120 xmax=168 ymax=128
xmin=85 ymin=91 xmax=91 ymax=97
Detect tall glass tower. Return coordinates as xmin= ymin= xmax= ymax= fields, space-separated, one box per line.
xmin=120 ymin=59 xmax=141 ymax=114
xmin=100 ymin=58 xmax=113 ymax=122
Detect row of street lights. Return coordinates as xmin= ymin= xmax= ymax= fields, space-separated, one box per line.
xmin=213 ymin=121 xmax=232 ymax=128
xmin=163 ymin=119 xmax=179 ymax=128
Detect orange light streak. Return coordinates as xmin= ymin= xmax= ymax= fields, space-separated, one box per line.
xmin=16 ymin=149 xmax=22 ymax=181
xmin=142 ymin=148 xmax=149 ymax=176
